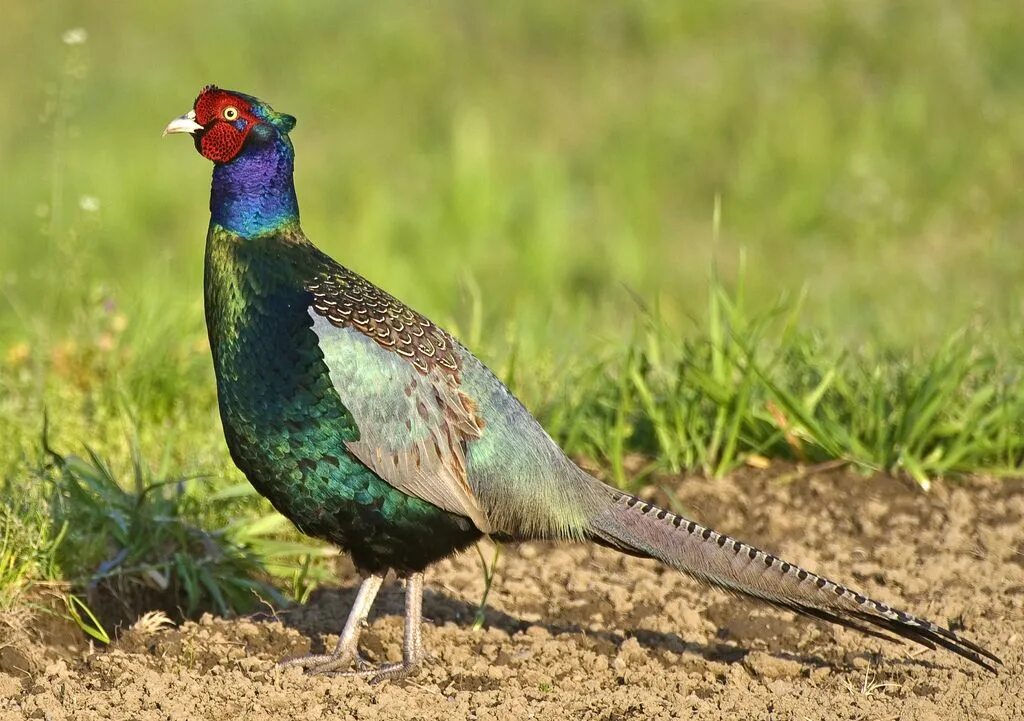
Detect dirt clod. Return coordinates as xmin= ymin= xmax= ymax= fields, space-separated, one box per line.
xmin=743 ymin=651 xmax=803 ymax=679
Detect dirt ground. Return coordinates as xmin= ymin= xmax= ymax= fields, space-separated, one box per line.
xmin=1 ymin=468 xmax=1021 ymax=720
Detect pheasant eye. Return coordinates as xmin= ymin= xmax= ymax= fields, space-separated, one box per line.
xmin=223 ymin=106 xmax=239 ymax=121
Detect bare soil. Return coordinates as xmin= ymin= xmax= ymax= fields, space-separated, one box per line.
xmin=1 ymin=469 xmax=1022 ymax=720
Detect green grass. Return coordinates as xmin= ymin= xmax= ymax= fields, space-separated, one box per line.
xmin=541 ymin=268 xmax=1024 ymax=488
xmin=46 ymin=433 xmax=324 ymax=618
xmin=1 ymin=2 xmax=1023 ymax=619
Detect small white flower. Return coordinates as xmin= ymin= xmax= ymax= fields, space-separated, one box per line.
xmin=79 ymin=195 xmax=100 ymax=212
xmin=62 ymin=28 xmax=88 ymax=45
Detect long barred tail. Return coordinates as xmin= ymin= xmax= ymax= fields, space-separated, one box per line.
xmin=588 ymin=491 xmax=1001 ymax=673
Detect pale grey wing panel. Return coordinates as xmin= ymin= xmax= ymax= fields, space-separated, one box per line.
xmin=309 ymin=311 xmax=492 ymax=532
xmin=455 ymin=348 xmax=614 ymax=541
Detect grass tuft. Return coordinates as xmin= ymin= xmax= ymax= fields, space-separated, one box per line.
xmin=541 ymin=272 xmax=1024 ymax=489
xmin=44 ymin=427 xmax=328 ymax=624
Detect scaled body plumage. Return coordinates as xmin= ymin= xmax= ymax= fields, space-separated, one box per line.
xmin=165 ymin=86 xmax=1000 ymax=681
xmin=204 ymin=227 xmax=482 ymax=574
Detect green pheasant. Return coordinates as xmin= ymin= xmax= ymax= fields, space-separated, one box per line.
xmin=164 ymin=86 xmax=999 ymax=681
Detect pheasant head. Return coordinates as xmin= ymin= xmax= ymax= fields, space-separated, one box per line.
xmin=164 ymin=86 xmax=300 ymax=235
xmin=163 ymin=85 xmax=297 ymax=164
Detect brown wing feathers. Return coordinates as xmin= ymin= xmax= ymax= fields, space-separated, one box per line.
xmin=307 ymin=270 xmax=460 ymax=376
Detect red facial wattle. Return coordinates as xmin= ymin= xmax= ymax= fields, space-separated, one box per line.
xmin=192 ymin=87 xmax=259 ymax=164
xmin=196 ymin=122 xmax=247 ymax=163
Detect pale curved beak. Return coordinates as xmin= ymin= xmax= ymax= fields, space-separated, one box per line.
xmin=162 ymin=109 xmax=204 ymax=137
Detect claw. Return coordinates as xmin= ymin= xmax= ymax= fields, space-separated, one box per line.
xmin=326 ymin=660 xmax=421 ymax=683
xmin=369 ymin=661 xmax=419 ymax=684
xmin=281 ymin=649 xmax=420 ymax=681
xmin=279 ymin=649 xmax=371 ymax=675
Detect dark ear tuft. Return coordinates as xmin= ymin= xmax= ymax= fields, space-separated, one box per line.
xmin=250 ymin=123 xmax=276 ymax=146
xmin=196 ymin=84 xmax=219 ymax=104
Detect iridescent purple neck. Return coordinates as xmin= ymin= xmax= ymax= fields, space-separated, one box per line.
xmin=210 ymin=134 xmax=299 ymax=236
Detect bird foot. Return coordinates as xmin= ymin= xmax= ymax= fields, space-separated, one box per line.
xmin=335 ymin=660 xmax=421 ymax=684
xmin=278 ymin=648 xmax=371 ymax=675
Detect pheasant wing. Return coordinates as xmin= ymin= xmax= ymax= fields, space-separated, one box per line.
xmin=305 ymin=270 xmax=492 ymax=532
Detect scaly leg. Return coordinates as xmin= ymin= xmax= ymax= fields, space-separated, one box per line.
xmin=337 ymin=572 xmax=425 ymax=683
xmin=279 ymin=573 xmax=384 ymax=674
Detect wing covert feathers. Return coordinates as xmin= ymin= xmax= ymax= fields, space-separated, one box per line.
xmin=307 ymin=271 xmax=460 ymax=377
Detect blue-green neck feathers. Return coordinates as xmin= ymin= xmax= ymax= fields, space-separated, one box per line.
xmin=210 ymin=124 xmax=299 ymax=236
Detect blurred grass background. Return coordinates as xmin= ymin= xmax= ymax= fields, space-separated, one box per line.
xmin=4 ymin=2 xmax=1024 ymax=345
xmin=2 ymin=2 xmax=1024 ymax=617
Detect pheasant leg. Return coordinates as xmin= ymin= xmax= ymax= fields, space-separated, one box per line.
xmin=338 ymin=572 xmax=425 ymax=683
xmin=279 ymin=573 xmax=383 ymax=674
